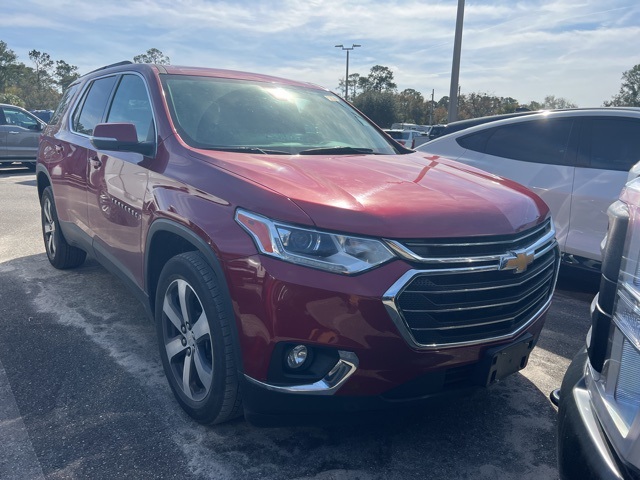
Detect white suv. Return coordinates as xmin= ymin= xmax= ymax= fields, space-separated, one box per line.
xmin=417 ymin=108 xmax=640 ymax=270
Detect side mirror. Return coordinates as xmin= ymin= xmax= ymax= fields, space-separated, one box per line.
xmin=91 ymin=123 xmax=155 ymax=157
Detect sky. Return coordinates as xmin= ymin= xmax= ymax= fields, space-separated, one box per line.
xmin=2 ymin=0 xmax=639 ymax=107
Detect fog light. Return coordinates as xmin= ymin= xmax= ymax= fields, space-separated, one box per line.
xmin=286 ymin=345 xmax=308 ymax=369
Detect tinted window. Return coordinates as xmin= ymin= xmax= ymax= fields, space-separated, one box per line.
xmin=50 ymin=84 xmax=80 ymax=126
xmin=3 ymin=107 xmax=39 ymax=130
xmin=73 ymin=76 xmax=117 ymax=135
xmin=472 ymin=118 xmax=574 ymax=166
xmin=106 ymin=75 xmax=155 ymax=142
xmin=582 ymin=117 xmax=640 ymax=171
xmin=457 ymin=130 xmax=492 ymax=152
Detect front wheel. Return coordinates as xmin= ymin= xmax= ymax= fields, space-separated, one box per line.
xmin=155 ymin=252 xmax=242 ymax=424
xmin=41 ymin=186 xmax=86 ymax=269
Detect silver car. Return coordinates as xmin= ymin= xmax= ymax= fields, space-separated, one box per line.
xmin=0 ymin=103 xmax=46 ymax=171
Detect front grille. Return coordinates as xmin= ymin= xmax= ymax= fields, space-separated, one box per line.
xmin=396 ymin=219 xmax=553 ymax=260
xmin=383 ymin=220 xmax=559 ymax=348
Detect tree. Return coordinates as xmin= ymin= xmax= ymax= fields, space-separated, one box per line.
xmin=133 ymin=48 xmax=170 ymax=65
xmin=55 ymin=60 xmax=80 ymax=90
xmin=28 ymin=50 xmax=58 ymax=108
xmin=604 ymin=64 xmax=640 ymax=107
xmin=540 ymin=95 xmax=577 ymax=109
xmin=0 ymin=92 xmax=23 ymax=106
xmin=359 ymin=65 xmax=397 ymax=93
xmin=0 ymin=40 xmax=18 ymax=93
xmin=353 ymin=91 xmax=397 ymax=127
xmin=337 ymin=73 xmax=361 ymax=101
xmin=396 ymin=88 xmax=426 ymax=124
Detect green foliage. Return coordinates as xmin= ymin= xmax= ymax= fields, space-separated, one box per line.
xmin=133 ymin=48 xmax=170 ymax=65
xmin=0 ymin=92 xmax=24 ymax=106
xmin=604 ymin=64 xmax=640 ymax=107
xmin=353 ymin=91 xmax=398 ymax=127
xmin=0 ymin=41 xmax=80 ymax=109
xmin=358 ymin=65 xmax=397 ymax=93
xmin=55 ymin=60 xmax=80 ymax=90
xmin=345 ymin=64 xmax=584 ymax=128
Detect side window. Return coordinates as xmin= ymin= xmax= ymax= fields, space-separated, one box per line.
xmin=72 ymin=76 xmax=117 ymax=135
xmin=106 ymin=74 xmax=155 ymax=142
xmin=583 ymin=118 xmax=640 ymax=171
xmin=481 ymin=118 xmax=574 ymax=166
xmin=50 ymin=83 xmax=80 ymax=126
xmin=457 ymin=129 xmax=492 ymax=153
xmin=3 ymin=108 xmax=39 ymax=130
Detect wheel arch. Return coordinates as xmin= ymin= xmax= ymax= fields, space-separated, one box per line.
xmin=145 ymin=219 xmax=244 ymax=372
xmin=36 ymin=165 xmax=52 ymax=201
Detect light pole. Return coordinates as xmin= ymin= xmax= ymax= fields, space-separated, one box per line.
xmin=335 ymin=44 xmax=361 ymax=101
xmin=448 ymin=0 xmax=465 ymax=123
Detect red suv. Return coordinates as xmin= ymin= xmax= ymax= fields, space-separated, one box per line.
xmin=36 ymin=62 xmax=559 ymax=425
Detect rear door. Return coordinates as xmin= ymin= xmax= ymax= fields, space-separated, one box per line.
xmin=454 ymin=118 xmax=577 ymax=254
xmin=569 ymin=116 xmax=640 ymax=263
xmin=86 ymin=73 xmax=155 ymax=287
xmin=1 ymin=106 xmax=42 ymax=160
xmin=57 ymin=75 xmax=118 ymax=235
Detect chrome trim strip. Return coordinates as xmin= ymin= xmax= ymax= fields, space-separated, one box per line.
xmin=243 ymin=351 xmax=359 ymax=395
xmin=384 ymin=224 xmax=556 ymax=265
xmin=397 ymin=221 xmax=550 ymax=248
xmin=383 ymin=294 xmax=553 ymax=350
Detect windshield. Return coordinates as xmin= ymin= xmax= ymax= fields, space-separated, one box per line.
xmin=161 ymin=75 xmax=399 ymax=155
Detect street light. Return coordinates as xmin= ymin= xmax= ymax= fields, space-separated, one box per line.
xmin=335 ymin=44 xmax=361 ymax=101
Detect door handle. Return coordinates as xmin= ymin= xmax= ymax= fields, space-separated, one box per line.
xmin=90 ymin=156 xmax=102 ymax=168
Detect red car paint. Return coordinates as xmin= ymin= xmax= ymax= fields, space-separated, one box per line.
xmin=37 ymin=62 xmax=558 ymax=423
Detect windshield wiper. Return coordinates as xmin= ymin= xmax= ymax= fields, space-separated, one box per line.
xmin=298 ymin=146 xmax=376 ymax=155
xmin=202 ymin=146 xmax=290 ymax=155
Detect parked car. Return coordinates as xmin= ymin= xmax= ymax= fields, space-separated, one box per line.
xmin=37 ymin=61 xmax=559 ymax=425
xmin=0 ymin=103 xmax=46 ymax=170
xmin=31 ymin=109 xmax=54 ymax=123
xmin=383 ymin=128 xmax=426 ymax=148
xmin=557 ymin=177 xmax=640 ymax=479
xmin=416 ymin=108 xmax=640 ymax=271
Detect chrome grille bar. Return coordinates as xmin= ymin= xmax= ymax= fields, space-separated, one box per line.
xmin=382 ymin=220 xmax=560 ymax=349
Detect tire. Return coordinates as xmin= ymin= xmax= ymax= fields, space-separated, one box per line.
xmin=155 ymin=251 xmax=242 ymax=424
xmin=41 ymin=186 xmax=87 ymax=269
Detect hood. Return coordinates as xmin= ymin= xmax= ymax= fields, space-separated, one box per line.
xmin=196 ymin=150 xmax=549 ymax=239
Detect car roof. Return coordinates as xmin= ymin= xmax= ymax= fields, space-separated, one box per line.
xmin=428 ymin=108 xmax=640 ymax=142
xmin=78 ymin=61 xmax=326 ymax=91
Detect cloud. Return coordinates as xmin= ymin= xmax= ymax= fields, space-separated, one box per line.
xmin=2 ymin=0 xmax=639 ymax=106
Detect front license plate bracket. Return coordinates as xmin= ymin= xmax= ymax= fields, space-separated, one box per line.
xmin=474 ymin=333 xmax=535 ymax=386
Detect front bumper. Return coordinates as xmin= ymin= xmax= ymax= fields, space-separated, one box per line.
xmin=558 ymin=348 xmax=630 ymax=480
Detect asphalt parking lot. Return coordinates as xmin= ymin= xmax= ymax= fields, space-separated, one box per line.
xmin=0 ymin=164 xmax=598 ymax=479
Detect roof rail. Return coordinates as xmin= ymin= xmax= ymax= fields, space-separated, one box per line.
xmin=84 ymin=60 xmax=134 ymax=76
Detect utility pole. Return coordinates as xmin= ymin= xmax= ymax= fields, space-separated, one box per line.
xmin=430 ymin=89 xmax=435 ymax=125
xmin=335 ymin=44 xmax=361 ymax=101
xmin=447 ymin=0 xmax=465 ymax=123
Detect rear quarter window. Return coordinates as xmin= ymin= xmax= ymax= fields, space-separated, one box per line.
xmin=458 ymin=118 xmax=574 ymax=166
xmin=49 ymin=84 xmax=80 ymax=126
xmin=580 ymin=117 xmax=640 ymax=171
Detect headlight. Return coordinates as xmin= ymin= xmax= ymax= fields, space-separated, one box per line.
xmin=235 ymin=209 xmax=395 ymax=274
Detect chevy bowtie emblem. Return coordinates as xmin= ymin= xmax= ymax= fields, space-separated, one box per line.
xmin=500 ymin=250 xmax=535 ymax=273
